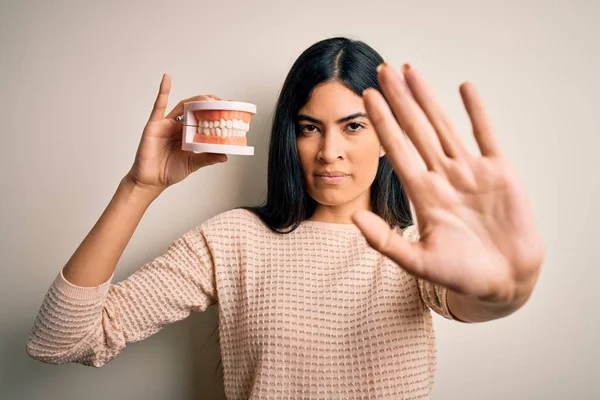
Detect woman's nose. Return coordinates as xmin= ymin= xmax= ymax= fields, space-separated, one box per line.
xmin=317 ymin=133 xmax=344 ymax=162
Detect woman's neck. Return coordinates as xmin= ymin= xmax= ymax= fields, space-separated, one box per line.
xmin=309 ymin=193 xmax=370 ymax=224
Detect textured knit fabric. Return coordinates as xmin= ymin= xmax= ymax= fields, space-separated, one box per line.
xmin=26 ymin=208 xmax=454 ymax=399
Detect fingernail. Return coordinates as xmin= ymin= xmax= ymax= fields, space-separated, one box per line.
xmin=402 ymin=63 xmax=411 ymax=73
xmin=376 ymin=62 xmax=386 ymax=73
xmin=362 ymin=88 xmax=369 ymax=96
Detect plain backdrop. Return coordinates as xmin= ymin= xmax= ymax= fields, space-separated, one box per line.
xmin=1 ymin=0 xmax=598 ymax=399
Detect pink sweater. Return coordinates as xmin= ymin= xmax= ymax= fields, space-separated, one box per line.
xmin=27 ymin=209 xmax=455 ymax=399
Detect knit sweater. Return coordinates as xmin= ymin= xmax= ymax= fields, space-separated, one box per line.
xmin=26 ymin=208 xmax=455 ymax=399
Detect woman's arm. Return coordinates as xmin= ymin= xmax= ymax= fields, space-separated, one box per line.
xmin=25 ymin=176 xmax=218 ymax=366
xmin=26 ymin=213 xmax=218 ymax=367
xmin=62 ymin=176 xmax=161 ymax=287
xmin=26 ymin=76 xmax=228 ymax=366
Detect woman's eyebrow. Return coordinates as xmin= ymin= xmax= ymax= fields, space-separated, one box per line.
xmin=296 ymin=112 xmax=368 ymax=124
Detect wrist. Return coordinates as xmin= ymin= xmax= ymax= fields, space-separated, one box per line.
xmin=120 ymin=175 xmax=164 ymax=204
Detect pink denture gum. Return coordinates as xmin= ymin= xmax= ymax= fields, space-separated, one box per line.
xmin=181 ymin=100 xmax=257 ymax=156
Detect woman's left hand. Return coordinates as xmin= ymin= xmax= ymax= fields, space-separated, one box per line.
xmin=353 ymin=63 xmax=544 ymax=304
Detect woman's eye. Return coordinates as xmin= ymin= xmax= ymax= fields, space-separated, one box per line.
xmin=300 ymin=124 xmax=318 ymax=134
xmin=347 ymin=122 xmax=364 ymax=132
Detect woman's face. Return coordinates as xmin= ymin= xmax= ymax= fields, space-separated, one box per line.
xmin=296 ymin=80 xmax=384 ymax=213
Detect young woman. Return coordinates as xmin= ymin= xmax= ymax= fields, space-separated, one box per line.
xmin=26 ymin=37 xmax=544 ymax=399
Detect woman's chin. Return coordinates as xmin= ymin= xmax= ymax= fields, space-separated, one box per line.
xmin=309 ymin=192 xmax=352 ymax=207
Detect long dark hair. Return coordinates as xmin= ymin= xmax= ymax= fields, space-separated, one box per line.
xmin=245 ymin=36 xmax=413 ymax=231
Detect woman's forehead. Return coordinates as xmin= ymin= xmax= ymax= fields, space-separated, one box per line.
xmin=298 ymin=81 xmax=366 ymax=121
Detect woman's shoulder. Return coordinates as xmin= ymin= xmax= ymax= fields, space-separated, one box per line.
xmin=200 ymin=208 xmax=270 ymax=236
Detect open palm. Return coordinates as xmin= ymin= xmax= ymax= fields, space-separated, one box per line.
xmin=353 ymin=64 xmax=544 ymax=304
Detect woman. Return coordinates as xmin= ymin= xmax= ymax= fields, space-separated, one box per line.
xmin=26 ymin=37 xmax=544 ymax=399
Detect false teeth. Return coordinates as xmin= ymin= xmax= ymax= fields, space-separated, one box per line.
xmin=197 ymin=119 xmax=249 ymax=136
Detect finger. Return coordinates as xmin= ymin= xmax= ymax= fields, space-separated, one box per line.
xmin=148 ymin=74 xmax=171 ymax=122
xmin=403 ymin=65 xmax=470 ymax=160
xmin=189 ymin=152 xmax=228 ymax=172
xmin=460 ymin=82 xmax=502 ymax=157
xmin=377 ymin=63 xmax=447 ymax=171
xmin=363 ymin=88 xmax=422 ymax=183
xmin=352 ymin=210 xmax=427 ymax=278
xmin=165 ymin=95 xmax=223 ymax=120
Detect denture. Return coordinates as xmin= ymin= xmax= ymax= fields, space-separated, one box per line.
xmin=192 ymin=110 xmax=252 ymax=146
xmin=181 ymin=100 xmax=257 ymax=156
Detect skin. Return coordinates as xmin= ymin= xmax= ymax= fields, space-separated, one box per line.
xmin=296 ymin=80 xmax=385 ymax=224
xmin=352 ymin=63 xmax=544 ymax=322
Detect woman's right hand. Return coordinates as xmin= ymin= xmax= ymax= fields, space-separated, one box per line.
xmin=125 ymin=74 xmax=228 ymax=194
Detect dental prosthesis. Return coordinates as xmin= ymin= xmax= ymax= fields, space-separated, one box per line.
xmin=181 ymin=100 xmax=257 ymax=156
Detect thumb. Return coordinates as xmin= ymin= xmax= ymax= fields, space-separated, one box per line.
xmin=189 ymin=152 xmax=228 ymax=172
xmin=352 ymin=210 xmax=424 ymax=277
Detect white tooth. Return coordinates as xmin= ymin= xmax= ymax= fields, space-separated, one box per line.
xmin=225 ymin=120 xmax=231 ymax=129
xmin=209 ymin=128 xmax=214 ymax=135
xmin=203 ymin=121 xmax=208 ymax=128
xmin=233 ymin=119 xmax=239 ymax=129
xmin=223 ymin=127 xmax=229 ymax=137
xmin=197 ymin=126 xmax=202 ymax=133
xmin=232 ymin=129 xmax=238 ymax=137
xmin=214 ymin=127 xmax=220 ymax=136
xmin=244 ymin=122 xmax=249 ymax=130
xmin=220 ymin=119 xmax=225 ymax=128
xmin=203 ymin=128 xmax=209 ymax=135
xmin=208 ymin=121 xmax=214 ymax=128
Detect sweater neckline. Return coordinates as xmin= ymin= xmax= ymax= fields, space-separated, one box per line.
xmin=301 ymin=219 xmax=361 ymax=232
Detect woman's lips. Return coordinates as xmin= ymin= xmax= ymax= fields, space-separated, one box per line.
xmin=314 ymin=173 xmax=350 ymax=184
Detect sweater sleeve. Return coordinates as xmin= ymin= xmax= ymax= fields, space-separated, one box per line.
xmin=26 ymin=226 xmax=217 ymax=367
xmin=401 ymin=225 xmax=456 ymax=321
